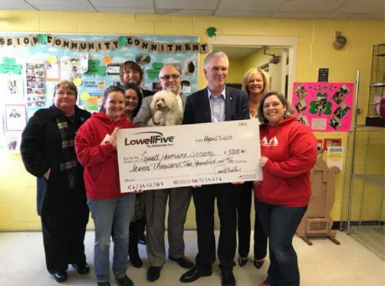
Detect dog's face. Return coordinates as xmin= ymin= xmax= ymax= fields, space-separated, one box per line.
xmin=151 ymin=91 xmax=177 ymax=113
xmin=154 ymin=96 xmax=168 ymax=111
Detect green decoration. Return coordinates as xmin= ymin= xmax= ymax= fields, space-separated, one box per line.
xmin=85 ymin=60 xmax=106 ymax=77
xmin=146 ymin=62 xmax=164 ymax=79
xmin=118 ymin=36 xmax=128 ymax=47
xmin=206 ymin=27 xmax=217 ymax=38
xmin=309 ymin=93 xmax=332 ymax=116
xmin=37 ymin=34 xmax=48 ymax=44
xmin=0 ymin=57 xmax=23 ymax=74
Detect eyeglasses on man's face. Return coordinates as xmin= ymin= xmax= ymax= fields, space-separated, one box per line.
xmin=160 ymin=74 xmax=180 ymax=80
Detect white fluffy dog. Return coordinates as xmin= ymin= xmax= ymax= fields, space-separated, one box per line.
xmin=150 ymin=90 xmax=183 ymax=126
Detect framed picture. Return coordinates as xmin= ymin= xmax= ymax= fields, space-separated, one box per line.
xmin=5 ymin=104 xmax=27 ymax=131
xmin=323 ymin=138 xmax=342 ymax=150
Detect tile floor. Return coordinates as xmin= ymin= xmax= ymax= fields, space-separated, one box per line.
xmin=0 ymin=230 xmax=384 ymax=286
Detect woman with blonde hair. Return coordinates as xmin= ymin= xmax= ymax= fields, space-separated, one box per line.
xmin=237 ymin=68 xmax=269 ymax=269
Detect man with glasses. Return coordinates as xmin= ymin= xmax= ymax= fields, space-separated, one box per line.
xmin=133 ymin=64 xmax=194 ymax=282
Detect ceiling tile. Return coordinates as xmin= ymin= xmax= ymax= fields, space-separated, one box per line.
xmin=156 ymin=0 xmax=220 ymax=10
xmin=0 ymin=4 xmax=35 ymax=10
xmin=326 ymin=12 xmax=385 ymax=20
xmin=336 ymin=0 xmax=385 ymax=14
xmin=91 ymin=0 xmax=153 ymax=8
xmin=33 ymin=5 xmax=96 ymax=12
xmin=218 ymin=0 xmax=286 ymax=11
xmin=215 ymin=10 xmax=273 ymax=18
xmin=28 ymin=0 xmax=90 ymax=5
xmin=96 ymin=7 xmax=156 ymax=14
xmin=157 ymin=9 xmax=214 ymax=16
xmin=279 ymin=0 xmax=346 ymax=13
xmin=272 ymin=12 xmax=327 ymax=19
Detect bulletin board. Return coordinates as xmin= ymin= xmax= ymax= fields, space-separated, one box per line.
xmin=292 ymin=82 xmax=354 ymax=132
xmin=0 ymin=33 xmax=205 ymax=151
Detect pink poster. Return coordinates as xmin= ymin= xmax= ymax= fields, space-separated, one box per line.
xmin=292 ymin=82 xmax=354 ymax=132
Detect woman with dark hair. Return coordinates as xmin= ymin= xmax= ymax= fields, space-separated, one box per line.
xmin=20 ymin=80 xmax=90 ymax=283
xmin=255 ymin=92 xmax=317 ymax=286
xmin=237 ymin=68 xmax=269 ymax=269
xmin=122 ymin=83 xmax=142 ymax=122
xmin=121 ymin=82 xmax=145 ymax=268
xmin=119 ymin=61 xmax=153 ymax=248
xmin=75 ymin=86 xmax=136 ymax=286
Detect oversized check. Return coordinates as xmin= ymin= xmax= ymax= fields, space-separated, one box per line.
xmin=117 ymin=120 xmax=262 ymax=192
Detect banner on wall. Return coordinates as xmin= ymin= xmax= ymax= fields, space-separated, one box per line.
xmin=0 ymin=34 xmax=209 ymax=54
xmin=0 ymin=33 xmax=201 ymax=151
xmin=292 ymin=82 xmax=354 ymax=132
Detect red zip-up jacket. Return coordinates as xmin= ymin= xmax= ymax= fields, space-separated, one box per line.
xmin=254 ymin=117 xmax=317 ymax=207
xmin=75 ymin=112 xmax=135 ymax=200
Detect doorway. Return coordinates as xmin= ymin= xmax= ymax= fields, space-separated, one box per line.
xmin=208 ymin=35 xmax=297 ymax=102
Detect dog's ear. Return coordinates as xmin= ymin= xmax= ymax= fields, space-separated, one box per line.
xmin=150 ymin=96 xmax=157 ymax=112
xmin=164 ymin=91 xmax=176 ymax=108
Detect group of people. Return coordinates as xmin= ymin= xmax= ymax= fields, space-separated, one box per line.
xmin=20 ymin=52 xmax=317 ymax=286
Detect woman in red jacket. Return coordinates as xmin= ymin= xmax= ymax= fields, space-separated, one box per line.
xmin=254 ymin=92 xmax=317 ymax=286
xmin=75 ymin=86 xmax=136 ymax=286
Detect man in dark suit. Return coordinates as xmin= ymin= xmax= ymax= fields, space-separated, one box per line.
xmin=180 ymin=51 xmax=249 ymax=286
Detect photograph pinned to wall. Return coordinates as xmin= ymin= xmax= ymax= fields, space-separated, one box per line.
xmin=106 ymin=63 xmax=120 ymax=75
xmin=45 ymin=61 xmax=60 ymax=81
xmin=152 ymin=82 xmax=162 ymax=93
xmin=323 ymin=138 xmax=342 ymax=150
xmin=0 ymin=77 xmax=24 ymax=101
xmin=5 ymin=136 xmax=20 ymax=153
xmin=334 ymin=102 xmax=351 ymax=119
xmin=5 ymin=104 xmax=26 ymax=131
xmin=135 ymin=53 xmax=151 ymax=65
xmin=295 ymin=99 xmax=307 ymax=113
xmin=80 ymin=54 xmax=89 ymax=74
xmin=60 ymin=57 xmax=81 ymax=81
xmin=181 ymin=80 xmax=191 ymax=94
xmin=331 ymin=84 xmax=349 ymax=104
xmin=184 ymin=59 xmax=196 ymax=76
xmin=295 ymin=83 xmax=308 ymax=99
xmin=328 ymin=116 xmax=342 ymax=130
xmin=297 ymin=113 xmax=309 ymax=127
xmin=26 ymin=63 xmax=45 ymax=107
xmin=86 ymin=92 xmax=104 ymax=112
xmin=292 ymin=82 xmax=353 ymax=131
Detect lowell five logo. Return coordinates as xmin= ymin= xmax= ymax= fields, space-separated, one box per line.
xmin=125 ymin=131 xmax=175 ymax=146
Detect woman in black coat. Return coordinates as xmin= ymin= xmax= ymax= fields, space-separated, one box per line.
xmin=20 ymin=80 xmax=91 ymax=283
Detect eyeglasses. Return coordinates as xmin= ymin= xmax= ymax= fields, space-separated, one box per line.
xmin=56 ymin=91 xmax=76 ymax=97
xmin=160 ymin=74 xmax=180 ymax=80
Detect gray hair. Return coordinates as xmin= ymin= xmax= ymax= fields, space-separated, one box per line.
xmin=203 ymin=51 xmax=229 ymax=70
xmin=53 ymin=80 xmax=78 ymax=99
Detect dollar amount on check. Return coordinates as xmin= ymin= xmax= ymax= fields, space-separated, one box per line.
xmin=117 ymin=120 xmax=262 ymax=192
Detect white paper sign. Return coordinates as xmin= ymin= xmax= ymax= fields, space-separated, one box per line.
xmin=117 ymin=120 xmax=262 ymax=192
xmin=327 ymin=146 xmax=343 ymax=170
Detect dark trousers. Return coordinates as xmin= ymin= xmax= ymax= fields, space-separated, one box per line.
xmin=128 ymin=217 xmax=145 ymax=256
xmin=41 ymin=209 xmax=89 ymax=274
xmin=237 ymin=182 xmax=267 ymax=260
xmin=193 ymin=183 xmax=239 ymax=272
xmin=255 ymin=198 xmax=307 ymax=286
